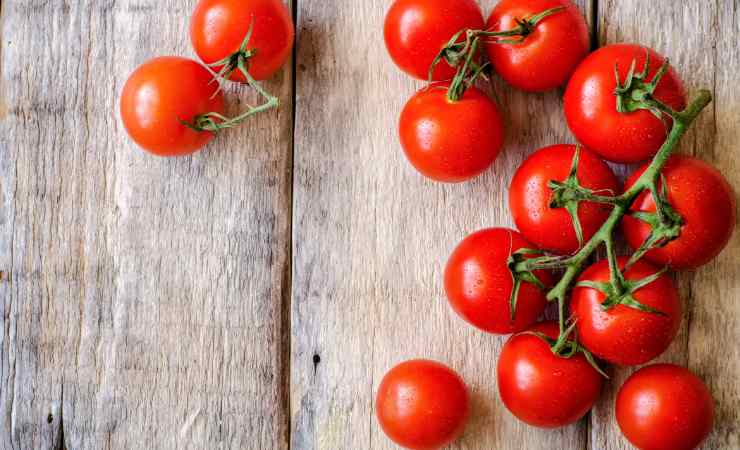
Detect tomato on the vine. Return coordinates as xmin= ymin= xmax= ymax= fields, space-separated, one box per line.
xmin=445 ymin=228 xmax=551 ymax=334
xmin=399 ymin=83 xmax=504 ymax=182
xmin=509 ymin=144 xmax=618 ymax=255
xmin=485 ymin=0 xmax=589 ymax=92
xmin=376 ymin=360 xmax=469 ymax=450
xmin=384 ymin=0 xmax=485 ymax=81
xmin=564 ymin=44 xmax=687 ymax=163
xmin=622 ymin=155 xmax=736 ymax=270
xmin=570 ymin=257 xmax=681 ymax=366
xmin=616 ymin=364 xmax=714 ymax=450
xmin=190 ymin=0 xmax=294 ymax=82
xmin=120 ymin=56 xmax=224 ymax=157
xmin=497 ymin=321 xmax=603 ymax=428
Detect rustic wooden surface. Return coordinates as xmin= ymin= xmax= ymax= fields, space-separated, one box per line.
xmin=0 ymin=0 xmax=738 ymax=449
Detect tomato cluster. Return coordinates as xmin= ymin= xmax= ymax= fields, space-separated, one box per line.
xmin=120 ymin=0 xmax=294 ymax=156
xmin=381 ymin=1 xmax=734 ymax=449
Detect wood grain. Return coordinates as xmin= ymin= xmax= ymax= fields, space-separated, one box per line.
xmin=0 ymin=1 xmax=293 ymax=449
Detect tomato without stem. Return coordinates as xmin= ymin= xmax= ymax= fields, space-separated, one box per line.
xmin=190 ymin=0 xmax=294 ymax=82
xmin=497 ymin=321 xmax=603 ymax=428
xmin=445 ymin=228 xmax=551 ymax=334
xmin=571 ymin=257 xmax=681 ymax=366
xmin=120 ymin=56 xmax=224 ymax=157
xmin=509 ymin=144 xmax=618 ymax=255
xmin=376 ymin=360 xmax=469 ymax=450
xmin=399 ymin=83 xmax=504 ymax=182
xmin=622 ymin=155 xmax=737 ymax=270
xmin=485 ymin=0 xmax=589 ymax=92
xmin=564 ymin=44 xmax=687 ymax=163
xmin=616 ymin=364 xmax=714 ymax=450
xmin=384 ymin=0 xmax=484 ymax=81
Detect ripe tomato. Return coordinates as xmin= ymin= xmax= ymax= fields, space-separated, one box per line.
xmin=384 ymin=0 xmax=485 ymax=80
xmin=622 ymin=155 xmax=736 ymax=270
xmin=485 ymin=0 xmax=589 ymax=92
xmin=120 ymin=56 xmax=225 ymax=157
xmin=445 ymin=228 xmax=551 ymax=334
xmin=616 ymin=364 xmax=714 ymax=450
xmin=497 ymin=321 xmax=603 ymax=428
xmin=564 ymin=44 xmax=687 ymax=163
xmin=190 ymin=0 xmax=294 ymax=82
xmin=376 ymin=360 xmax=469 ymax=450
xmin=509 ymin=144 xmax=618 ymax=254
xmin=570 ymin=257 xmax=681 ymax=366
xmin=399 ymin=83 xmax=504 ymax=182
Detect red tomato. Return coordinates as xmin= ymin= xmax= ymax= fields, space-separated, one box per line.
xmin=497 ymin=321 xmax=603 ymax=428
xmin=485 ymin=0 xmax=589 ymax=92
xmin=445 ymin=228 xmax=551 ymax=334
xmin=622 ymin=155 xmax=737 ymax=270
xmin=384 ymin=0 xmax=485 ymax=80
xmin=190 ymin=0 xmax=294 ymax=81
xmin=616 ymin=364 xmax=714 ymax=450
xmin=570 ymin=257 xmax=681 ymax=366
xmin=120 ymin=57 xmax=224 ymax=157
xmin=509 ymin=144 xmax=618 ymax=254
xmin=564 ymin=44 xmax=687 ymax=163
xmin=376 ymin=360 xmax=469 ymax=450
xmin=399 ymin=83 xmax=504 ymax=182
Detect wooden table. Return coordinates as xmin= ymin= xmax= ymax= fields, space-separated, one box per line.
xmin=1 ymin=0 xmax=737 ymax=449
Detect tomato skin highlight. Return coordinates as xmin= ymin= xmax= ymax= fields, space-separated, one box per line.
xmin=445 ymin=228 xmax=551 ymax=335
xmin=564 ymin=44 xmax=687 ymax=163
xmin=376 ymin=360 xmax=469 ymax=450
xmin=399 ymin=83 xmax=504 ymax=182
xmin=120 ymin=56 xmax=224 ymax=157
xmin=509 ymin=144 xmax=618 ymax=255
xmin=497 ymin=321 xmax=603 ymax=428
xmin=485 ymin=0 xmax=589 ymax=92
xmin=616 ymin=364 xmax=714 ymax=450
xmin=622 ymin=155 xmax=737 ymax=270
xmin=190 ymin=0 xmax=294 ymax=81
xmin=571 ymin=257 xmax=681 ymax=366
xmin=384 ymin=0 xmax=485 ymax=81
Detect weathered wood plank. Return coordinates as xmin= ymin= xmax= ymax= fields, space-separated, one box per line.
xmin=0 ymin=1 xmax=293 ymax=449
xmin=593 ymin=1 xmax=739 ymax=449
xmin=291 ymin=1 xmax=594 ymax=449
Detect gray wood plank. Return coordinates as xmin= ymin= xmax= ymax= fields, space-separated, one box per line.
xmin=0 ymin=1 xmax=293 ymax=448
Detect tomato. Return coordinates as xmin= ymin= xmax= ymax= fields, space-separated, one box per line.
xmin=120 ymin=57 xmax=224 ymax=157
xmin=570 ymin=257 xmax=681 ymax=366
xmin=376 ymin=360 xmax=469 ymax=450
xmin=564 ymin=44 xmax=687 ymax=163
xmin=497 ymin=321 xmax=603 ymax=428
xmin=485 ymin=0 xmax=589 ymax=92
xmin=190 ymin=0 xmax=294 ymax=82
xmin=399 ymin=83 xmax=504 ymax=182
xmin=384 ymin=0 xmax=485 ymax=80
xmin=445 ymin=228 xmax=551 ymax=334
xmin=616 ymin=364 xmax=714 ymax=450
xmin=509 ymin=144 xmax=618 ymax=254
xmin=622 ymin=155 xmax=736 ymax=270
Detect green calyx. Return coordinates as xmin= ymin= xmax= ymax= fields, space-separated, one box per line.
xmin=526 ymin=322 xmax=608 ymax=378
xmin=614 ymin=49 xmax=675 ymax=120
xmin=576 ymin=269 xmax=669 ymax=315
xmin=507 ymin=248 xmax=547 ymax=321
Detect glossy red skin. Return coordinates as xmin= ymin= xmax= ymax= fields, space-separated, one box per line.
xmin=190 ymin=0 xmax=294 ymax=81
xmin=399 ymin=84 xmax=504 ymax=182
xmin=120 ymin=57 xmax=224 ymax=157
xmin=564 ymin=44 xmax=687 ymax=163
xmin=509 ymin=144 xmax=619 ymax=254
xmin=445 ymin=228 xmax=551 ymax=335
xmin=616 ymin=364 xmax=714 ymax=450
xmin=497 ymin=321 xmax=603 ymax=428
xmin=485 ymin=0 xmax=589 ymax=92
xmin=571 ymin=257 xmax=681 ymax=366
xmin=376 ymin=360 xmax=469 ymax=450
xmin=384 ymin=0 xmax=485 ymax=80
xmin=622 ymin=155 xmax=737 ymax=270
